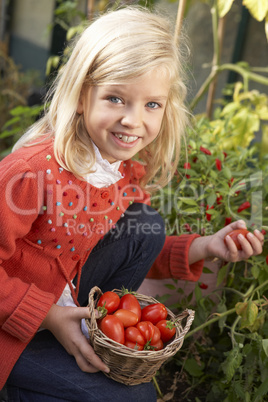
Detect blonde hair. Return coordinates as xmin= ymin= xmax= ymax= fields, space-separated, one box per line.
xmin=13 ymin=6 xmax=189 ymax=191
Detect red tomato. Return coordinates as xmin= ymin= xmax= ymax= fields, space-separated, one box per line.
xmin=99 ymin=315 xmax=125 ymax=344
xmin=119 ymin=294 xmax=141 ymax=321
xmin=113 ymin=309 xmax=139 ymax=327
xmin=97 ymin=291 xmax=120 ymax=314
xmin=151 ymin=325 xmax=161 ymax=344
xmin=125 ymin=327 xmax=145 ymax=346
xmin=124 ymin=340 xmax=144 ymax=351
xmin=224 ymin=229 xmax=250 ymax=250
xmin=141 ymin=303 xmax=168 ymax=325
xmin=150 ymin=339 xmax=164 ymax=351
xmin=136 ymin=321 xmax=155 ymax=342
xmin=156 ymin=320 xmax=176 ymax=343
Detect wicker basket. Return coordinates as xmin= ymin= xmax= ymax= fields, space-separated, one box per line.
xmin=86 ymin=286 xmax=195 ymax=386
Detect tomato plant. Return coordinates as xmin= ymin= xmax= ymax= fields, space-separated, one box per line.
xmin=113 ymin=309 xmax=139 ymax=327
xmin=97 ymin=291 xmax=120 ymax=314
xmin=141 ymin=303 xmax=168 ymax=325
xmin=98 ymin=315 xmax=125 ymax=344
xmin=119 ymin=294 xmax=141 ymax=321
xmin=224 ymin=228 xmax=250 ymax=250
xmin=156 ymin=320 xmax=176 ymax=343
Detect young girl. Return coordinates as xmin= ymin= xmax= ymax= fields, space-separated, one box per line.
xmin=0 ymin=7 xmax=263 ymax=402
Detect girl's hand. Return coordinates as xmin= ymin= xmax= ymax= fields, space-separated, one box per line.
xmin=41 ymin=304 xmax=110 ymax=374
xmin=206 ymin=220 xmax=264 ymax=262
xmin=189 ymin=220 xmax=264 ymax=264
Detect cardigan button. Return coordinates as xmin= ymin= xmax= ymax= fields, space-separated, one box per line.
xmin=101 ymin=191 xmax=109 ymax=199
xmin=72 ymin=254 xmax=80 ymax=261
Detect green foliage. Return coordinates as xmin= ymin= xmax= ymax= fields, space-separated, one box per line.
xmin=154 ymin=86 xmax=268 ymax=400
xmin=0 ymin=50 xmax=42 ymax=158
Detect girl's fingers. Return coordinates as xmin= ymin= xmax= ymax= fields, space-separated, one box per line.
xmin=76 ymin=334 xmax=110 ymax=373
xmin=246 ymin=231 xmax=264 ymax=255
xmin=224 ymin=230 xmax=263 ymax=260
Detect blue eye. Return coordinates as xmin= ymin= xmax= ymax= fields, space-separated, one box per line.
xmin=108 ymin=96 xmax=122 ymax=104
xmin=147 ymin=102 xmax=160 ymax=109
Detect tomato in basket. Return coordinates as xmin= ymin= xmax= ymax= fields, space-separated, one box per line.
xmin=119 ymin=294 xmax=142 ymax=321
xmin=125 ymin=326 xmax=146 ymax=347
xmin=97 ymin=291 xmax=120 ymax=314
xmin=99 ymin=315 xmax=125 ymax=344
xmin=148 ymin=338 xmax=164 ymax=351
xmin=125 ymin=321 xmax=163 ymax=351
xmin=141 ymin=303 xmax=168 ymax=325
xmin=136 ymin=321 xmax=154 ymax=342
xmin=156 ymin=320 xmax=176 ymax=343
xmin=124 ymin=340 xmax=144 ymax=351
xmin=114 ymin=309 xmax=139 ymax=327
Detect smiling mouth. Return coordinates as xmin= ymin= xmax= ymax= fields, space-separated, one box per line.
xmin=113 ymin=133 xmax=139 ymax=143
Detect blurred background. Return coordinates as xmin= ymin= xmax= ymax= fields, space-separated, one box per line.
xmin=0 ymin=0 xmax=267 ymax=109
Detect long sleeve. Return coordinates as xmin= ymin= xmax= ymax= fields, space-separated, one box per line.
xmin=0 ymin=159 xmax=55 ymax=342
xmin=147 ymin=234 xmax=204 ymax=281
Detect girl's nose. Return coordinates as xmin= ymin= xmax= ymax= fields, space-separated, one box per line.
xmin=120 ymin=106 xmax=142 ymax=129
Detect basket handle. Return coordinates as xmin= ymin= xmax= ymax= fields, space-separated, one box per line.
xmin=87 ymin=286 xmax=103 ymax=330
xmin=171 ymin=309 xmax=195 ymax=345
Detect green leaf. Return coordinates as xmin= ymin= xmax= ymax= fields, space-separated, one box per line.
xmin=243 ymin=0 xmax=268 ymax=21
xmin=221 ymin=101 xmax=240 ymax=116
xmin=178 ymin=197 xmax=198 ymax=206
xmin=217 ymin=0 xmax=235 ymax=17
xmin=194 ymin=283 xmax=203 ymax=303
xmin=165 ymin=284 xmax=176 ymax=290
xmin=221 ymin=346 xmax=243 ymax=383
xmin=202 ymin=267 xmax=213 ymax=274
xmin=251 ymin=265 xmax=260 ymax=279
xmin=253 ymin=379 xmax=268 ymax=400
xmin=184 ymin=358 xmax=204 ymax=377
xmin=223 ymin=167 xmax=232 ymax=180
xmin=262 ymin=339 xmax=268 ymax=358
xmin=207 ymin=192 xmax=217 ymax=207
xmin=216 ymin=264 xmax=228 ymax=286
xmin=246 ymin=301 xmax=258 ymax=325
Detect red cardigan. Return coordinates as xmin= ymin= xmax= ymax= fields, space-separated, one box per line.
xmin=0 ymin=140 xmax=203 ymax=387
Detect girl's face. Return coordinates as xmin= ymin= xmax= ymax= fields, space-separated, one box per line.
xmin=77 ymin=69 xmax=170 ymax=163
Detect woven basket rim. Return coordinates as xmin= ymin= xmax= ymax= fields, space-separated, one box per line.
xmin=86 ymin=286 xmax=195 ymax=359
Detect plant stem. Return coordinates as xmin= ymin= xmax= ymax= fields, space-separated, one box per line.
xmin=185 ymin=307 xmax=236 ymax=339
xmin=185 ymin=294 xmax=268 ymax=340
xmin=152 ymin=376 xmax=163 ymax=399
xmin=174 ymin=0 xmax=187 ymax=45
xmin=206 ymin=3 xmax=225 ymax=118
xmin=230 ymin=315 xmax=241 ymax=348
xmin=190 ymin=69 xmax=218 ymax=110
xmin=190 ymin=63 xmax=268 ymax=111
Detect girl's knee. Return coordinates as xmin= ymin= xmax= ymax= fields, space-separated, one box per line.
xmin=125 ymin=203 xmax=166 ymax=250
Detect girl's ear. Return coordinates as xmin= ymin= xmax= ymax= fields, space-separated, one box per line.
xmin=77 ymin=93 xmax=84 ymax=114
xmin=77 ymin=86 xmax=87 ymax=114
